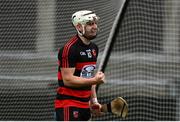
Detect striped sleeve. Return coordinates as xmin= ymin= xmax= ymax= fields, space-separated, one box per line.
xmin=61 ymin=37 xmax=78 ymax=68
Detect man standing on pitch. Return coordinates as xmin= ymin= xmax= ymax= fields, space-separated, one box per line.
xmin=55 ymin=10 xmax=105 ymax=121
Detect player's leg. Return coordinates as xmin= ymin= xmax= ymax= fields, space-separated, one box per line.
xmin=55 ymin=107 xmax=74 ymax=121
xmin=55 ymin=108 xmax=64 ymax=121
xmin=55 ymin=107 xmax=91 ymax=121
xmin=78 ymin=107 xmax=91 ymax=121
xmin=68 ymin=107 xmax=91 ymax=121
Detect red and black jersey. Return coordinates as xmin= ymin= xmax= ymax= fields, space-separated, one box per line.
xmin=55 ymin=34 xmax=99 ymax=109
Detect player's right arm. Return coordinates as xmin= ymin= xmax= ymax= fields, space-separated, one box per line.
xmin=61 ymin=67 xmax=105 ymax=88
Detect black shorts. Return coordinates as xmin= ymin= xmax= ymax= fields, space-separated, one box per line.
xmin=55 ymin=107 xmax=91 ymax=121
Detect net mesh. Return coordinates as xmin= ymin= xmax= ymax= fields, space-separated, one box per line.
xmin=0 ymin=0 xmax=180 ymax=121
xmin=96 ymin=0 xmax=180 ymax=121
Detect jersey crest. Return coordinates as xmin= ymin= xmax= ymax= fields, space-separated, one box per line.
xmin=80 ymin=65 xmax=96 ymax=78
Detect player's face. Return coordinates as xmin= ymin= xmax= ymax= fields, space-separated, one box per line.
xmin=84 ymin=20 xmax=98 ymax=40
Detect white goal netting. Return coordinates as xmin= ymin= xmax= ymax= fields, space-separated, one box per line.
xmin=96 ymin=0 xmax=180 ymax=121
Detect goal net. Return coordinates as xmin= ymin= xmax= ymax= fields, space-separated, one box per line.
xmin=95 ymin=0 xmax=180 ymax=121
xmin=0 ymin=0 xmax=180 ymax=121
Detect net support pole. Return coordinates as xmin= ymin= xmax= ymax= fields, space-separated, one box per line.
xmin=96 ymin=0 xmax=128 ymax=92
xmin=98 ymin=0 xmax=127 ymax=72
xmin=37 ymin=0 xmax=56 ymax=54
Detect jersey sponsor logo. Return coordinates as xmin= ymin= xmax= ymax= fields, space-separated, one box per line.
xmin=80 ymin=65 xmax=96 ymax=78
xmin=86 ymin=49 xmax=92 ymax=58
xmin=80 ymin=51 xmax=86 ymax=56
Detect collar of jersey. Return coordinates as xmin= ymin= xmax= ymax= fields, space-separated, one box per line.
xmin=76 ymin=34 xmax=92 ymax=47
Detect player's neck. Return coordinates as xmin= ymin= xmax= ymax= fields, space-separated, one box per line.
xmin=78 ymin=35 xmax=91 ymax=45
